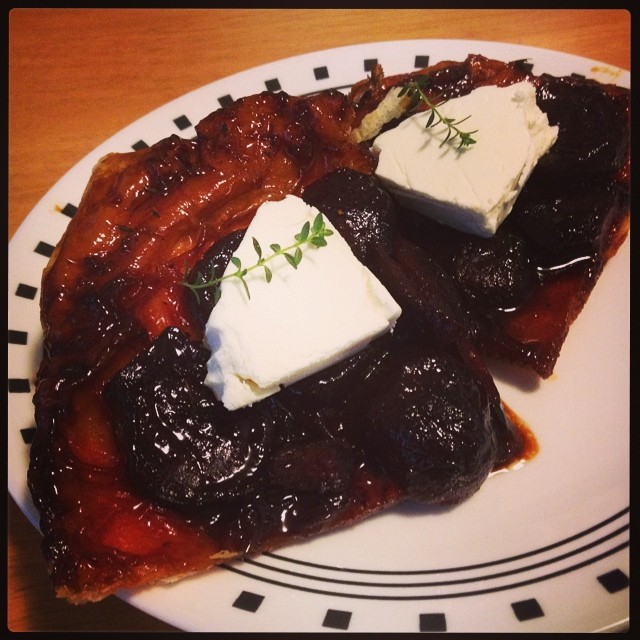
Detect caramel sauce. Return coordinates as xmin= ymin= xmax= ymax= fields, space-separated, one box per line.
xmin=502 ymin=402 xmax=539 ymax=467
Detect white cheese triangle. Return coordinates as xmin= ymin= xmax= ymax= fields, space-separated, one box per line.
xmin=204 ymin=195 xmax=402 ymax=410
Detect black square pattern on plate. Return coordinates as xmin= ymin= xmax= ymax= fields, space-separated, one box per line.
xmin=415 ymin=55 xmax=430 ymax=68
xmin=511 ymin=598 xmax=545 ymax=622
xmin=15 ymin=283 xmax=38 ymax=300
xmin=132 ymin=140 xmax=149 ymax=151
xmin=323 ymin=609 xmax=352 ymax=630
xmin=8 ymin=379 xmax=31 ymax=393
xmin=597 ymin=568 xmax=629 ymax=593
xmin=35 ymin=241 xmax=55 ymax=258
xmin=518 ymin=60 xmax=534 ymax=74
xmin=314 ymin=66 xmax=329 ymax=81
xmin=419 ymin=612 xmax=447 ymax=632
xmin=173 ymin=115 xmax=192 ymax=131
xmin=21 ymin=427 xmax=36 ymax=445
xmin=364 ymin=58 xmax=378 ymax=72
xmin=218 ymin=94 xmax=235 ymax=108
xmin=265 ymin=78 xmax=281 ymax=92
xmin=232 ymin=590 xmax=264 ymax=613
xmin=8 ymin=330 xmax=28 ymax=345
xmin=60 ymin=202 xmax=77 ymax=218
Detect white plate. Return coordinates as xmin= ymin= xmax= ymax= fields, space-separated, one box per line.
xmin=8 ymin=39 xmax=629 ymax=633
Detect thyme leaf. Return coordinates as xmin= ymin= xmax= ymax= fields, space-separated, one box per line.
xmin=398 ymin=77 xmax=478 ymax=149
xmin=182 ymin=212 xmax=333 ymax=301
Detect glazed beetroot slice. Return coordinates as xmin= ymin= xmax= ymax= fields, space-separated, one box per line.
xmin=105 ymin=327 xmax=274 ymax=509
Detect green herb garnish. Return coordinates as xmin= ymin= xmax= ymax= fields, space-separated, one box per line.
xmin=182 ymin=212 xmax=334 ymax=303
xmin=398 ymin=77 xmax=478 ymax=149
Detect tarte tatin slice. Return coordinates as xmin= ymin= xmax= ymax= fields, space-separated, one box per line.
xmin=29 ymin=55 xmax=628 ymax=603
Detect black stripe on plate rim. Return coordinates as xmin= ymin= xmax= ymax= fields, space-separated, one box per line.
xmin=263 ymin=507 xmax=629 ymax=575
xmin=242 ymin=523 xmax=628 ymax=588
xmin=221 ymin=541 xmax=628 ymax=601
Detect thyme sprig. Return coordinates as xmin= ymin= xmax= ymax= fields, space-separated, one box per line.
xmin=183 ymin=212 xmax=334 ymax=303
xmin=398 ymin=77 xmax=478 ymax=149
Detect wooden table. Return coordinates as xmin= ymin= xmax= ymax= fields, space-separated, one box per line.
xmin=8 ymin=8 xmax=630 ymax=632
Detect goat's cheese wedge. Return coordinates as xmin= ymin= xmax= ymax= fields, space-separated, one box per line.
xmin=204 ymin=195 xmax=402 ymax=411
xmin=373 ymin=81 xmax=558 ymax=237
